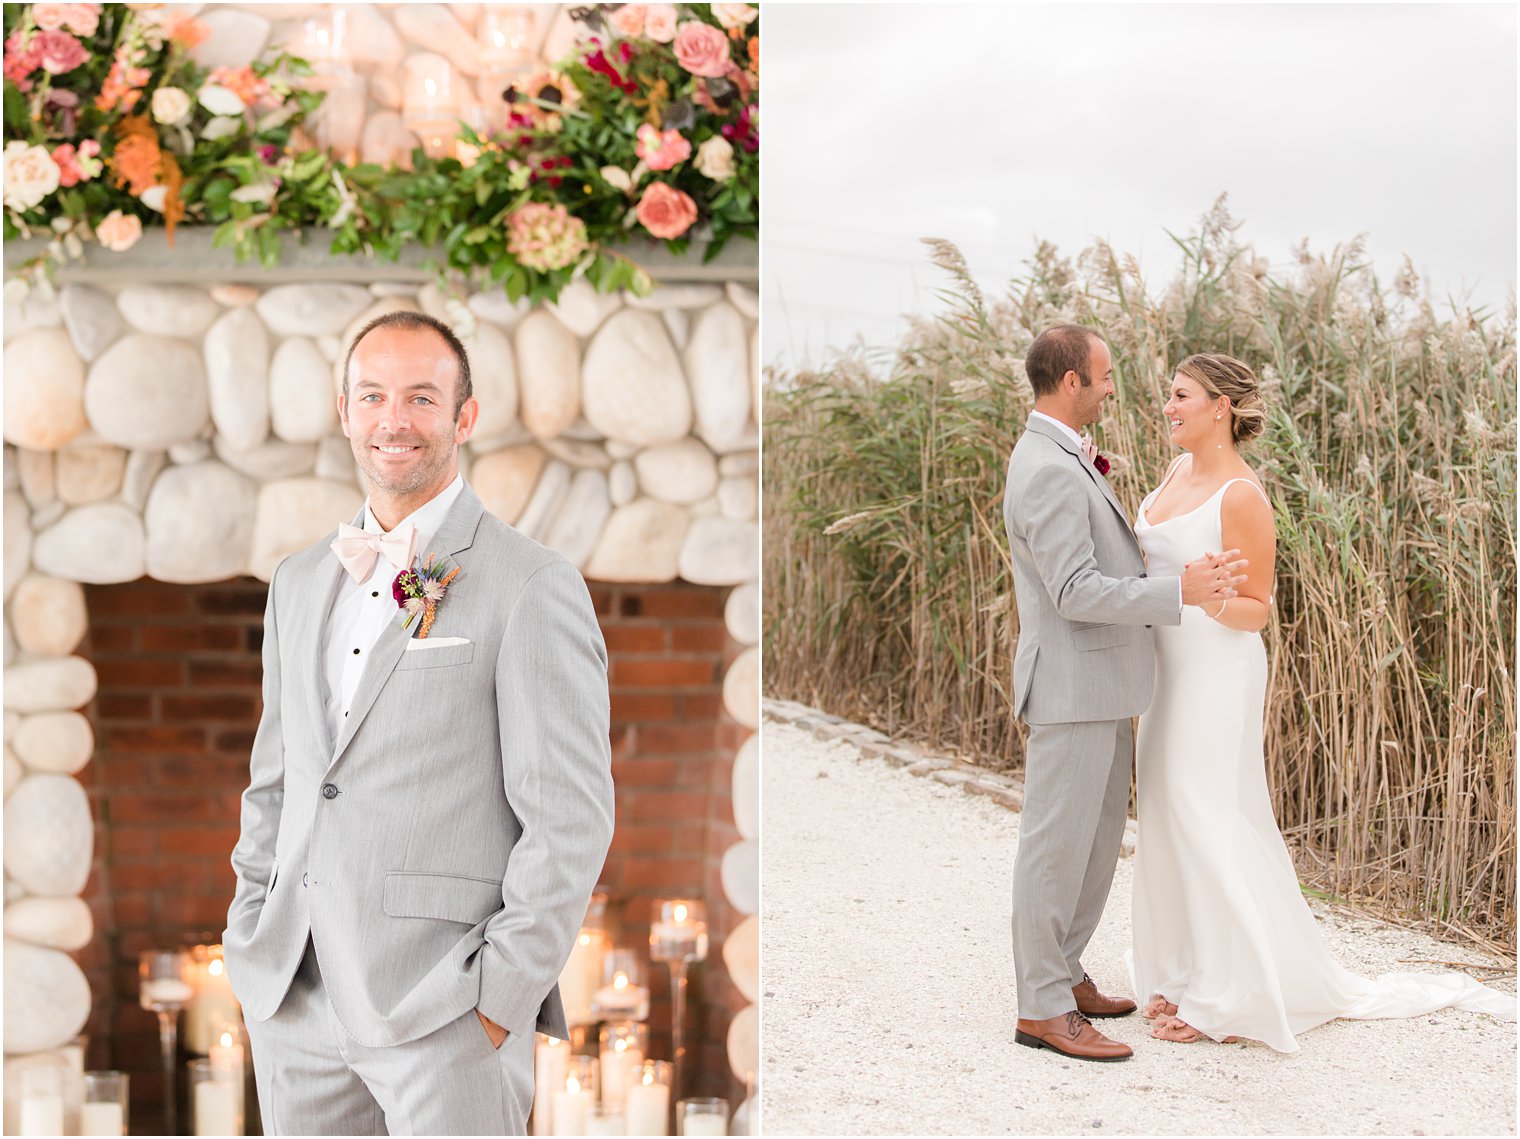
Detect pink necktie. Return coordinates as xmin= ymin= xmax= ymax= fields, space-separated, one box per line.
xmin=330 ymin=522 xmax=418 ymax=583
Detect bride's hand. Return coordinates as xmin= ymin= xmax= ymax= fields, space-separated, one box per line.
xmin=1180 ymin=549 xmax=1248 ymax=607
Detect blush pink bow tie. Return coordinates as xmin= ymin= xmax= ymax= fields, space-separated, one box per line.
xmin=330 ymin=522 xmax=418 ymax=583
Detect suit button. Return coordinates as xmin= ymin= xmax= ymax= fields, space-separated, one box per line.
xmin=321 ymin=783 xmax=339 ymax=800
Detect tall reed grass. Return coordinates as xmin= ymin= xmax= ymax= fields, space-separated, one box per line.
xmin=763 ymin=199 xmax=1517 ymax=953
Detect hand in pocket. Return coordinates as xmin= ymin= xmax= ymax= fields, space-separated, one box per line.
xmin=476 ymin=1009 xmax=508 ymax=1049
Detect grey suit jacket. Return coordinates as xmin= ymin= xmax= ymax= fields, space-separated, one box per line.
xmin=1002 ymin=418 xmax=1181 ymax=725
xmin=222 ymin=483 xmax=614 ymax=1048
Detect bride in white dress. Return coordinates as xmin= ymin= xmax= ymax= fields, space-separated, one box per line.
xmin=1130 ymin=353 xmax=1516 ymax=1052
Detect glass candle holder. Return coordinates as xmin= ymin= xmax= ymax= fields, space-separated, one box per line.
xmin=185 ymin=943 xmax=241 ymax=1055
xmin=649 ymin=899 xmax=708 ymax=964
xmin=81 ymin=1072 xmax=127 ymax=1137
xmin=479 ymin=7 xmax=536 ymax=72
xmin=551 ymin=1056 xmax=597 ymax=1137
xmin=140 ymin=949 xmax=192 ymax=1135
xmin=18 ymin=1067 xmax=65 ymax=1137
xmin=402 ymin=51 xmax=458 ymax=158
xmin=190 ymin=1058 xmax=244 ymax=1137
xmin=626 ymin=1060 xmax=673 ymax=1136
xmin=598 ymin=1021 xmax=648 ymax=1107
xmin=678 ymin=1097 xmax=730 ymax=1137
xmin=592 ymin=950 xmax=650 ymax=1021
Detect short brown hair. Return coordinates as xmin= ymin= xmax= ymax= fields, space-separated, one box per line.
xmin=342 ymin=311 xmax=474 ymax=417
xmin=1174 ymin=353 xmax=1267 ymax=443
xmin=1025 ymin=324 xmax=1105 ymax=397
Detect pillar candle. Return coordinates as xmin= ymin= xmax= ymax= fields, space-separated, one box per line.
xmin=533 ymin=1036 xmax=569 ymax=1136
xmin=193 ymin=1078 xmax=242 ymax=1137
xmin=550 ymin=1086 xmax=589 ymax=1137
xmin=599 ymin=1044 xmax=643 ymax=1106
xmin=79 ymin=1101 xmax=124 ymax=1136
xmin=560 ymin=931 xmax=603 ymax=1026
xmin=625 ymin=1082 xmax=669 ymax=1136
xmin=681 ymin=1116 xmax=727 ymax=1137
xmin=18 ymin=1095 xmax=64 ymax=1137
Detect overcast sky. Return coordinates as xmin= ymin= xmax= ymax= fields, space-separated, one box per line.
xmin=762 ymin=3 xmax=1518 ymax=373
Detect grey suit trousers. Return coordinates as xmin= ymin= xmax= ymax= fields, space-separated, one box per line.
xmin=245 ymin=939 xmax=534 ymax=1136
xmin=1012 ymin=718 xmax=1133 ymax=1019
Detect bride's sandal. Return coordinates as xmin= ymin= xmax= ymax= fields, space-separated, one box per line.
xmin=1142 ymin=996 xmax=1178 ymax=1020
xmin=1151 ymin=1014 xmax=1203 ymax=1043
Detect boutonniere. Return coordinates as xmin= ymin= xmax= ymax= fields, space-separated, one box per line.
xmin=1078 ymin=432 xmax=1111 ymax=476
xmin=392 ymin=554 xmax=461 ymax=638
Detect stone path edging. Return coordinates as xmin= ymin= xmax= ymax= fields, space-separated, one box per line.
xmin=762 ymin=697 xmax=1140 ymax=855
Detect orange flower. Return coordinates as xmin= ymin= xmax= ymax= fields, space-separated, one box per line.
xmin=110 ymin=118 xmax=161 ymax=195
xmin=95 ymin=55 xmax=149 ymax=112
xmin=108 ymin=113 xmax=185 ymax=243
xmin=747 ymin=35 xmax=757 ymax=71
xmin=163 ymin=11 xmax=208 ymax=48
xmin=209 ymin=66 xmax=269 ymax=107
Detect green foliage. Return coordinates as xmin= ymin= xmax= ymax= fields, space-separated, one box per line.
xmin=765 ymin=199 xmax=1517 ymax=951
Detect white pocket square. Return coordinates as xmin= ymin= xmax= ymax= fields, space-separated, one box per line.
xmin=405 ymin=637 xmax=471 ymax=651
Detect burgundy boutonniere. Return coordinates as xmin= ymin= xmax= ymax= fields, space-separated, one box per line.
xmin=392 ymin=554 xmax=461 ymax=638
xmin=1078 ymin=433 xmax=1111 ymax=477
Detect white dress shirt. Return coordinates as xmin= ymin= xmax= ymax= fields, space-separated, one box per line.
xmin=321 ymin=475 xmax=465 ymax=746
xmin=1029 ymin=410 xmax=1182 ymax=613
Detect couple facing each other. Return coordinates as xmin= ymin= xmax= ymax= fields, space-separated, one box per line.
xmin=1001 ymin=323 xmax=1515 ymax=1061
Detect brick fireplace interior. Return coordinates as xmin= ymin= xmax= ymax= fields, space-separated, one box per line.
xmin=76 ymin=576 xmax=746 ymax=1133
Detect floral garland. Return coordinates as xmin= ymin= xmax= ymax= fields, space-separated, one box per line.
xmin=2 ymin=3 xmax=758 ymax=304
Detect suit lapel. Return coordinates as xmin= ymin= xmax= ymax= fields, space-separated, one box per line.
xmin=325 ymin=486 xmax=486 ymax=771
xmin=1025 ymin=418 xmax=1138 ymax=539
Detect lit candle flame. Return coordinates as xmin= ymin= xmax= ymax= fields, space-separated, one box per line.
xmin=219 ymin=1030 xmax=235 ymax=1048
xmin=674 ymin=903 xmax=688 ymax=922
xmin=209 ymin=959 xmax=224 ymax=977
xmin=614 ymin=1038 xmax=628 ymax=1053
xmin=579 ymin=932 xmax=591 ymax=947
xmin=613 ymin=973 xmax=629 ymax=991
xmin=567 ymin=1076 xmax=581 ymax=1094
xmin=642 ymin=1070 xmax=654 ymax=1087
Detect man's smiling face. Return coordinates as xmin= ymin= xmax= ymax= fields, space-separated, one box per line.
xmin=339 ymin=324 xmax=475 ymax=505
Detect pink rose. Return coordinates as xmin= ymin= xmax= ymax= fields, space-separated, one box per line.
xmin=33 ymin=4 xmax=98 ymax=35
xmin=635 ymin=123 xmax=692 ymax=172
xmin=3 ymin=29 xmax=40 ymax=90
xmin=95 ymin=209 xmax=143 ymax=253
xmin=31 ymin=29 xmax=88 ymax=75
xmin=608 ymin=4 xmax=646 ymax=38
xmin=672 ymin=21 xmax=730 ymax=78
xmin=636 ymin=182 xmax=698 ymax=241
xmin=644 ymin=4 xmax=678 ymax=43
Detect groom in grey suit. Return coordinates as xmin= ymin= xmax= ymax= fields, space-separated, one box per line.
xmin=1002 ymin=324 xmax=1243 ymax=1061
xmin=224 ymin=311 xmax=614 ymax=1133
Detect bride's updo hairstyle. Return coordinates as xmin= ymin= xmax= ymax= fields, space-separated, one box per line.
xmin=1175 ymin=353 xmax=1268 ymax=444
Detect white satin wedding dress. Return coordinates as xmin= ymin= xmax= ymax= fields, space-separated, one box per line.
xmin=1129 ymin=456 xmax=1516 ymax=1052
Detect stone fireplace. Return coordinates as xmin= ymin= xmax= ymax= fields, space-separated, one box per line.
xmin=2 ymin=232 xmax=760 ymax=1131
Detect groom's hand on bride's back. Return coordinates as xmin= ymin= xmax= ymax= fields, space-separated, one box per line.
xmin=1180 ymin=549 xmax=1248 ymax=607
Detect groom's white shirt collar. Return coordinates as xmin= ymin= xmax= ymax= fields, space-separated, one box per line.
xmin=1029 ymin=410 xmax=1085 ymax=451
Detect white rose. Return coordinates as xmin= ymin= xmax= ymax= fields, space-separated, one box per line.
xmin=3 ymin=142 xmax=62 ymax=211
xmin=197 ymin=84 xmax=246 ymax=117
xmin=694 ymin=136 xmax=736 ymax=182
xmin=137 ymin=185 xmax=168 ymax=213
xmin=229 ymin=182 xmax=277 ymax=205
xmin=712 ymin=4 xmax=758 ymax=29
xmin=151 ymin=86 xmax=193 ymax=125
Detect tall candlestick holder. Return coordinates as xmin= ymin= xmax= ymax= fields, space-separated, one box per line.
xmin=648 ymin=899 xmax=708 ymax=1103
xmin=139 ymin=950 xmax=192 ymax=1136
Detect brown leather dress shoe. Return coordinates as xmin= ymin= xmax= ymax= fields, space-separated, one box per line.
xmin=1072 ymin=972 xmax=1138 ymax=1018
xmin=1016 ymin=1010 xmax=1133 ymax=1062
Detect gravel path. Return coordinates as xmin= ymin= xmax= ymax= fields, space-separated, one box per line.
xmin=761 ymin=717 xmax=1517 ymax=1137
